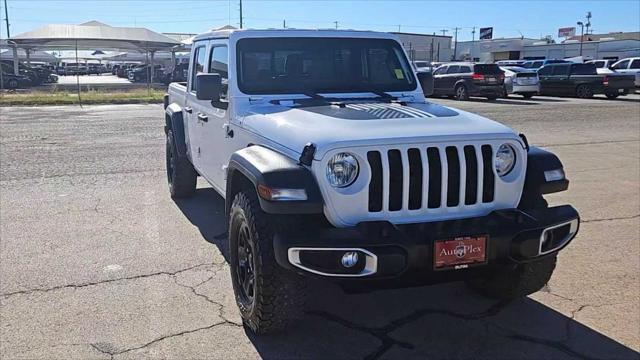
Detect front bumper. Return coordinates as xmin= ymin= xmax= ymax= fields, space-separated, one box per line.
xmin=274 ymin=205 xmax=579 ymax=287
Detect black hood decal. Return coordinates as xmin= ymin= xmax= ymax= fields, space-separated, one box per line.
xmin=298 ymin=102 xmax=458 ymax=120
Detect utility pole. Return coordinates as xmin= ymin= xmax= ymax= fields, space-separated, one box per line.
xmin=239 ymin=0 xmax=243 ymax=29
xmin=453 ymin=27 xmax=461 ymax=60
xmin=283 ymin=20 xmax=286 ymax=29
xmin=440 ymin=29 xmax=448 ymax=36
xmin=334 ymin=21 xmax=338 ymax=30
xmin=471 ymin=27 xmax=476 ymax=62
xmin=577 ymin=21 xmax=585 ymax=56
xmin=3 ymin=0 xmax=10 ymax=38
xmin=397 ymin=25 xmax=401 ymax=32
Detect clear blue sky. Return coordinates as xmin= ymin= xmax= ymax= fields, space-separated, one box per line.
xmin=3 ymin=0 xmax=639 ymax=41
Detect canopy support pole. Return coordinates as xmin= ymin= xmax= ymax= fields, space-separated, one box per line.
xmin=150 ymin=50 xmax=155 ymax=83
xmin=145 ymin=49 xmax=150 ymax=97
xmin=25 ymin=48 xmax=30 ymax=66
xmin=75 ymin=39 xmax=82 ymax=106
xmin=12 ymin=45 xmax=18 ymax=75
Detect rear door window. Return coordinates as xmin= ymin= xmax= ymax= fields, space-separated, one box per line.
xmin=612 ymin=59 xmax=630 ymax=70
xmin=630 ymin=59 xmax=640 ymax=69
xmin=551 ymin=65 xmax=570 ymax=76
xmin=446 ymin=65 xmax=460 ymax=74
xmin=459 ymin=66 xmax=472 ymax=73
xmin=570 ymin=64 xmax=596 ymax=75
xmin=433 ymin=66 xmax=447 ymax=75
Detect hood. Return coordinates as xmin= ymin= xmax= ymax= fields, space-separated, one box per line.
xmin=241 ymin=101 xmax=519 ymax=160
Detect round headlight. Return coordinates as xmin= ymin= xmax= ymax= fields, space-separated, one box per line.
xmin=495 ymin=144 xmax=516 ymax=176
xmin=326 ymin=153 xmax=359 ymax=188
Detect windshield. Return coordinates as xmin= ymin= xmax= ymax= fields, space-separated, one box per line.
xmin=237 ymin=37 xmax=417 ymax=95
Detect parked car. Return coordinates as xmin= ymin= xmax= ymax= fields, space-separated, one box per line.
xmin=522 ymin=59 xmax=569 ymax=70
xmin=412 ymin=60 xmax=432 ymax=72
xmin=431 ymin=62 xmax=504 ymax=100
xmin=110 ymin=64 xmax=121 ymax=75
xmin=500 ymin=66 xmax=539 ymax=99
xmin=585 ymin=59 xmax=618 ymax=75
xmin=610 ymin=57 xmax=640 ymax=87
xmin=1 ymin=69 xmax=31 ymax=89
xmin=496 ymin=60 xmax=526 ymax=67
xmin=165 ymin=29 xmax=579 ymax=334
xmin=1 ymin=61 xmax=41 ymax=85
xmin=538 ymin=62 xmax=635 ymax=99
xmin=128 ymin=64 xmax=164 ymax=82
xmin=116 ymin=64 xmax=136 ymax=78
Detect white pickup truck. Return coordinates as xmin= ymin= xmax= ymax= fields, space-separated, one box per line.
xmin=164 ymin=28 xmax=579 ymax=334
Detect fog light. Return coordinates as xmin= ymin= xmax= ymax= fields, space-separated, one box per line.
xmin=341 ymin=251 xmax=359 ymax=268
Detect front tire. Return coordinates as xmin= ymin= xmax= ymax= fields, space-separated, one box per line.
xmin=575 ymin=84 xmax=594 ymax=99
xmin=229 ymin=190 xmax=305 ymax=334
xmin=166 ymin=130 xmax=196 ymax=198
xmin=465 ymin=255 xmax=557 ymax=300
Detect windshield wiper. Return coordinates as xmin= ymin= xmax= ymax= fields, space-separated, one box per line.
xmin=371 ymin=90 xmax=394 ymax=99
xmin=303 ymin=92 xmax=325 ymax=100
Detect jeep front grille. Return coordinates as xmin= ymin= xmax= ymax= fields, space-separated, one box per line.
xmin=367 ymin=145 xmax=495 ymax=212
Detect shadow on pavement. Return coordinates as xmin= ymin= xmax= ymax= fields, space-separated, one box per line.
xmin=174 ymin=187 xmax=638 ymax=360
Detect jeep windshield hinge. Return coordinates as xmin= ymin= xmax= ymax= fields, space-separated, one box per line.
xmin=299 ymin=143 xmax=316 ymax=166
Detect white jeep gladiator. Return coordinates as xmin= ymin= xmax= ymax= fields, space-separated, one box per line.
xmin=164 ymin=29 xmax=579 ymax=334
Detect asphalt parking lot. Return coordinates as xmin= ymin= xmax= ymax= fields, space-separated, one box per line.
xmin=1 ymin=94 xmax=639 ymax=359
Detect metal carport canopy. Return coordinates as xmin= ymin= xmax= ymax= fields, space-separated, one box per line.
xmin=10 ymin=24 xmax=180 ymax=51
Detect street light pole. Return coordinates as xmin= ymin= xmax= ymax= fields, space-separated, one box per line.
xmin=577 ymin=21 xmax=584 ymax=56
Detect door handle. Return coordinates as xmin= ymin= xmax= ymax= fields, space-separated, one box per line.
xmin=184 ymin=107 xmax=192 ymax=114
xmin=223 ymin=123 xmax=234 ymax=138
xmin=197 ymin=113 xmax=208 ymax=122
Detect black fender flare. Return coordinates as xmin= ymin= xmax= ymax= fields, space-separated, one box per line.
xmin=520 ymin=146 xmax=569 ymax=207
xmin=164 ymin=103 xmax=188 ymax=158
xmin=226 ymin=146 xmax=323 ymax=215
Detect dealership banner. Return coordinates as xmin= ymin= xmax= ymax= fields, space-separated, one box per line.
xmin=558 ymin=27 xmax=576 ymax=37
xmin=479 ymin=27 xmax=493 ymax=40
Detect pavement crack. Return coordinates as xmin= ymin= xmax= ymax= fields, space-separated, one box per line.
xmin=1 ymin=262 xmax=215 ymax=298
xmin=308 ymin=300 xmax=511 ymax=360
xmin=581 ymin=214 xmax=639 ymax=223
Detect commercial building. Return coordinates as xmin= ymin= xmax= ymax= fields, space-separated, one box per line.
xmin=392 ymin=32 xmax=452 ymax=62
xmin=455 ymin=37 xmax=640 ymax=62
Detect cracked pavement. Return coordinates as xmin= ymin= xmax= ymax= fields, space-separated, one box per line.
xmin=1 ymin=95 xmax=639 ymax=359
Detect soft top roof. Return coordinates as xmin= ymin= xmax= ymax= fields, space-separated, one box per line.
xmin=192 ymin=28 xmax=400 ymax=43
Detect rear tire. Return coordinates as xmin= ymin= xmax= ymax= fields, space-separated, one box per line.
xmin=522 ymin=93 xmax=534 ymax=99
xmin=229 ymin=190 xmax=306 ymax=334
xmin=166 ymin=130 xmax=196 ymax=198
xmin=455 ymin=84 xmax=469 ymax=101
xmin=605 ymin=90 xmax=619 ymax=99
xmin=575 ymin=84 xmax=594 ymax=99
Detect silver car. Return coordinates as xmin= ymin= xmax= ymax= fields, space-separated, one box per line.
xmin=500 ymin=66 xmax=539 ymax=99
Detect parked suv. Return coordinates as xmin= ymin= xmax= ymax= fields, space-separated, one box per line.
xmin=538 ymin=62 xmax=635 ymax=99
xmin=165 ymin=29 xmax=579 ymax=334
xmin=431 ymin=63 xmax=504 ymax=100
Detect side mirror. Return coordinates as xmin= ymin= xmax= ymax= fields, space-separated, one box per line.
xmin=416 ymin=71 xmax=434 ymax=97
xmin=196 ymin=73 xmax=221 ymax=102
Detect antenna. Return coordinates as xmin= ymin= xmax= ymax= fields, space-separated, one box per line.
xmin=239 ymin=0 xmax=243 ymax=29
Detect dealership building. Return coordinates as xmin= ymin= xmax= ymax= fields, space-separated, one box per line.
xmin=455 ymin=32 xmax=640 ymax=62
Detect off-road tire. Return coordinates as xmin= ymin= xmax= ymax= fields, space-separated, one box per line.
xmin=165 ymin=130 xmax=196 ymax=198
xmin=575 ymin=84 xmax=594 ymax=99
xmin=455 ymin=84 xmax=469 ymax=101
xmin=7 ymin=78 xmax=18 ymax=89
xmin=604 ymin=90 xmax=619 ymax=99
xmin=229 ymin=190 xmax=306 ymax=334
xmin=522 ymin=93 xmax=534 ymax=99
xmin=465 ymin=255 xmax=557 ymax=300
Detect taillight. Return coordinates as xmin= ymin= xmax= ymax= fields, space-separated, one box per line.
xmin=603 ymin=75 xmax=609 ymax=86
xmin=472 ymin=73 xmax=484 ymax=80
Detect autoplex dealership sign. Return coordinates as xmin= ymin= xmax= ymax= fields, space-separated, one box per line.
xmin=479 ymin=27 xmax=493 ymax=40
xmin=558 ymin=27 xmax=576 ymax=37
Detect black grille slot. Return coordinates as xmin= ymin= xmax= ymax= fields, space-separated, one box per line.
xmin=367 ymin=151 xmax=383 ymax=212
xmin=426 ymin=147 xmax=442 ymax=208
xmin=407 ymin=148 xmax=423 ymax=210
xmin=388 ymin=150 xmax=403 ymax=211
xmin=445 ymin=146 xmax=460 ymax=207
xmin=464 ymin=145 xmax=478 ymax=205
xmin=481 ymin=145 xmax=495 ymax=203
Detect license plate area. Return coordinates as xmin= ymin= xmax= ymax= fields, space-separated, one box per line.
xmin=434 ymin=235 xmax=488 ymax=270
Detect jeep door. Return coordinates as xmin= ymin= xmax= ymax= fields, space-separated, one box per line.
xmin=197 ymin=40 xmax=231 ymax=192
xmin=184 ymin=42 xmax=208 ymax=172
